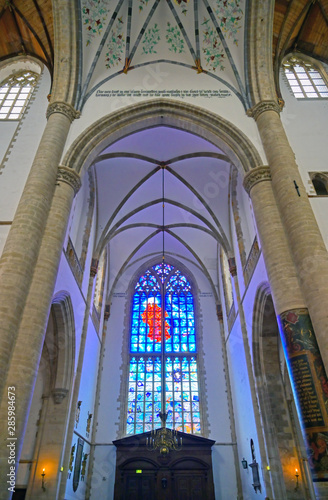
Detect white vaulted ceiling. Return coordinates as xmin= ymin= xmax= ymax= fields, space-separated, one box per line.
xmin=92 ymin=125 xmax=234 ymax=299
xmin=78 ymin=0 xmax=249 ymax=110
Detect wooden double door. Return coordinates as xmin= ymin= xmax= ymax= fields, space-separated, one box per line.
xmin=113 ymin=431 xmax=215 ymax=500
xmin=123 ymin=470 xmax=208 ymax=500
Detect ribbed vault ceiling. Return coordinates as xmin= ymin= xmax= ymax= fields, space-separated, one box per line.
xmin=94 ymin=126 xmax=232 ymax=300
xmin=0 ymin=0 xmax=327 ymax=102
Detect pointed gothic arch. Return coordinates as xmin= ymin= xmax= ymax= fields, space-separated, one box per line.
xmin=252 ymin=284 xmax=310 ymax=499
xmin=63 ymin=99 xmax=262 ymax=178
xmin=22 ymin=293 xmax=76 ymax=498
xmin=118 ymin=256 xmax=209 ymax=440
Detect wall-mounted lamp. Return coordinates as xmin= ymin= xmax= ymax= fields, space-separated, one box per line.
xmin=41 ymin=468 xmax=46 ymax=491
xmin=241 ymin=458 xmax=248 ymax=469
xmin=295 ymin=468 xmax=299 ymax=491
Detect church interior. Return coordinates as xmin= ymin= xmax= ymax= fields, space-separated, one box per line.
xmin=0 ymin=0 xmax=328 ymax=499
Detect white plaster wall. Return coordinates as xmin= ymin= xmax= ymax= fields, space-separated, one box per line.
xmin=0 ymin=121 xmax=17 ymax=163
xmin=0 ymin=226 xmax=10 ymax=260
xmin=64 ymin=442 xmax=91 ymax=500
xmin=96 ymin=293 xmax=127 ymax=442
xmin=63 ymin=63 xmax=266 ymax=165
xmin=280 ymin=73 xmax=328 ymax=182
xmin=280 ymin=70 xmax=328 ymax=249
xmin=74 ymin=317 xmax=101 ymax=438
xmin=0 ymin=66 xmax=50 ymax=255
xmin=90 ymin=445 xmax=116 ymax=500
xmin=310 ymin=198 xmax=328 ymax=250
xmin=212 ymin=446 xmax=238 ymax=500
xmin=54 ymin=253 xmax=102 ymax=499
xmin=226 ymin=313 xmax=268 ymax=500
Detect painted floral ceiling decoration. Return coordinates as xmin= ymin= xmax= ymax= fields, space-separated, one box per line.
xmin=78 ymin=0 xmax=247 ymax=110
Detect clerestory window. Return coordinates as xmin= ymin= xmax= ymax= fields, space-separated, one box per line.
xmin=0 ymin=70 xmax=38 ymax=120
xmin=310 ymin=173 xmax=328 ymax=196
xmin=283 ymin=57 xmax=328 ymax=99
xmin=126 ymin=262 xmax=201 ymax=436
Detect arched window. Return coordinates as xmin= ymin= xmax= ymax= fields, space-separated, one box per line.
xmin=282 ymin=57 xmax=328 ymax=99
xmin=311 ymin=173 xmax=328 ymax=196
xmin=0 ymin=70 xmax=38 ymax=120
xmin=126 ymin=262 xmax=201 ymax=436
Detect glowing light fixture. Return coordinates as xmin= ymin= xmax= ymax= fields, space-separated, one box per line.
xmin=295 ymin=468 xmax=299 ymax=491
xmin=41 ymin=468 xmax=46 ymax=491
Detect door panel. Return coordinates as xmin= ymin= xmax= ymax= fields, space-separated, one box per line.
xmin=125 ymin=473 xmax=156 ymax=500
xmin=174 ymin=473 xmax=206 ymax=500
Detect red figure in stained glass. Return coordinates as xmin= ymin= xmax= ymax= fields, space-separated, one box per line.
xmin=142 ymin=303 xmax=170 ymax=342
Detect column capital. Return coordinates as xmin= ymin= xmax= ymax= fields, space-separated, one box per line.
xmin=243 ymin=166 xmax=271 ymax=195
xmin=52 ymin=388 xmax=69 ymax=405
xmin=57 ymin=166 xmax=81 ymax=195
xmin=46 ymin=101 xmax=80 ymax=122
xmin=246 ymin=100 xmax=281 ymax=120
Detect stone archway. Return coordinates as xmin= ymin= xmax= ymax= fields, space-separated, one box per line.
xmin=63 ymin=98 xmax=262 ymax=178
xmin=252 ymin=285 xmax=308 ymax=499
xmin=21 ymin=294 xmax=75 ymax=500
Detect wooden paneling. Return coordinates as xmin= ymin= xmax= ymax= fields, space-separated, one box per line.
xmin=0 ymin=0 xmax=53 ymax=72
xmin=113 ymin=431 xmax=216 ymax=500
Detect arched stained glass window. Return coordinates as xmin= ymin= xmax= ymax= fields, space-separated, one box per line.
xmin=127 ymin=263 xmax=201 ymax=436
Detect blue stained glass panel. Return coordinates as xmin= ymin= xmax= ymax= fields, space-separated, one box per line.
xmin=127 ymin=265 xmax=201 ymax=435
xmin=153 ymin=263 xmax=174 ymax=282
xmin=127 ymin=424 xmax=134 ymax=434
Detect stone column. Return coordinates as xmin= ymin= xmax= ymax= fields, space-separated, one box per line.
xmin=243 ymin=166 xmax=305 ymax=314
xmin=244 ymin=167 xmax=328 ymax=487
xmin=0 ymin=166 xmax=81 ymax=500
xmin=0 ymin=102 xmax=79 ymax=396
xmin=247 ymin=101 xmax=328 ymax=370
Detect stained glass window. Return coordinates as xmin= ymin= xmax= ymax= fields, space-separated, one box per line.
xmin=127 ymin=263 xmax=201 ymax=435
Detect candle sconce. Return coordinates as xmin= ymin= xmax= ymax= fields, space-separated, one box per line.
xmin=41 ymin=468 xmax=46 ymax=491
xmin=295 ymin=468 xmax=299 ymax=491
